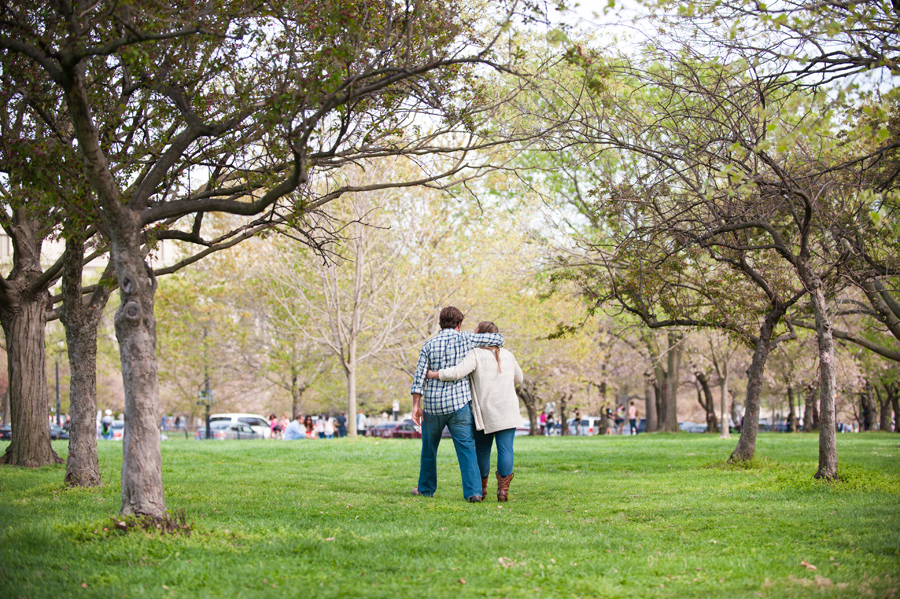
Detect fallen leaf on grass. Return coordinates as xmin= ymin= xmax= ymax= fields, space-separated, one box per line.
xmin=81 ymin=583 xmax=88 ymax=589
xmin=325 ymin=537 xmax=335 ymax=541
xmin=800 ymin=560 xmax=817 ymax=571
xmin=458 ymin=578 xmax=466 ymax=585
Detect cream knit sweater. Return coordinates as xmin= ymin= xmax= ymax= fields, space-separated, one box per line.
xmin=438 ymin=347 xmax=524 ymax=434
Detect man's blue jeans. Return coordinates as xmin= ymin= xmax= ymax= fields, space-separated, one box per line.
xmin=417 ymin=403 xmax=481 ymax=500
xmin=474 ymin=427 xmax=515 ymax=477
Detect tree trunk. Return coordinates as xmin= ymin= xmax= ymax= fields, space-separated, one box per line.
xmin=695 ymin=371 xmax=718 ymax=433
xmin=559 ymin=393 xmax=569 ymax=436
xmin=0 ymin=291 xmax=61 ymax=467
xmin=346 ymin=335 xmax=358 ymax=437
xmin=653 ymin=370 xmax=666 ymax=433
xmin=0 ymin=214 xmax=60 ymax=468
xmin=861 ymin=381 xmax=876 ymax=431
xmin=787 ymin=386 xmax=798 ymax=432
xmin=1 ymin=386 xmax=9 ymax=425
xmin=805 ymin=281 xmax=837 ymax=479
xmin=663 ymin=331 xmax=681 ymax=432
xmin=729 ymin=309 xmax=781 ymax=462
xmin=874 ymin=384 xmax=892 ymax=433
xmin=718 ymin=354 xmax=731 ymax=439
xmin=65 ymin=61 xmax=166 ymax=516
xmin=515 ymin=381 xmax=540 ymax=435
xmin=644 ymin=374 xmax=657 ymax=433
xmin=888 ymin=383 xmax=900 ymax=433
xmin=59 ymin=236 xmax=113 ymax=487
xmin=802 ymin=385 xmax=817 ymax=431
xmin=111 ymin=222 xmax=166 ymax=517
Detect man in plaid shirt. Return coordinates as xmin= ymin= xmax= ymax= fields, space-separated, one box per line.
xmin=411 ymin=306 xmax=503 ymax=502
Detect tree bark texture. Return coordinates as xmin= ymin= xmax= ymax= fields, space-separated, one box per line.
xmin=59 ymin=236 xmax=113 ymax=487
xmin=890 ymin=384 xmax=900 ymax=433
xmin=1 ymin=387 xmax=9 ymax=425
xmin=0 ymin=215 xmax=60 ymax=467
xmin=112 ymin=223 xmax=165 ymax=516
xmin=806 ymin=282 xmax=838 ymax=479
xmin=559 ymin=393 xmax=570 ymax=436
xmin=729 ymin=311 xmax=781 ymax=462
xmin=0 ymin=290 xmax=61 ymax=467
xmin=664 ymin=331 xmax=681 ymax=432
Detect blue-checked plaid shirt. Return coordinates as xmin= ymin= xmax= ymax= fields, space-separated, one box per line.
xmin=410 ymin=328 xmax=504 ymax=415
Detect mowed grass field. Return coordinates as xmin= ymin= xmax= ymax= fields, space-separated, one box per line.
xmin=1 ymin=432 xmax=898 ymax=599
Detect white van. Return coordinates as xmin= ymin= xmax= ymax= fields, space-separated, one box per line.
xmin=208 ymin=413 xmax=271 ymax=439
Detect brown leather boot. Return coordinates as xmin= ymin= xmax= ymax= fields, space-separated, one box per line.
xmin=481 ymin=475 xmax=489 ymax=499
xmin=496 ymin=472 xmax=514 ymax=502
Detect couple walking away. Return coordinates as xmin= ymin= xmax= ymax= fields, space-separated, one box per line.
xmin=410 ymin=306 xmax=524 ymax=503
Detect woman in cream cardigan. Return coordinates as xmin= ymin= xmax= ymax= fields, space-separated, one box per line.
xmin=426 ymin=321 xmax=524 ymax=502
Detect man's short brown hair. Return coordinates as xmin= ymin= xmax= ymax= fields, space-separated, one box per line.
xmin=439 ymin=306 xmax=464 ymax=330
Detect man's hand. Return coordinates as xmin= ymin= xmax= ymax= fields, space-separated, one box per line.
xmin=411 ymin=393 xmax=423 ymax=426
xmin=426 ymin=370 xmax=440 ymax=380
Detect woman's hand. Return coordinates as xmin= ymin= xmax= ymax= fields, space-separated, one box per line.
xmin=426 ymin=370 xmax=440 ymax=380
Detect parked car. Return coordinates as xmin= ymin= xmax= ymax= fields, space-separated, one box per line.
xmin=195 ymin=420 xmax=262 ymax=440
xmin=567 ymin=416 xmax=604 ymax=435
xmin=208 ymin=413 xmax=271 ymax=439
xmin=50 ymin=423 xmax=70 ymax=440
xmin=369 ymin=421 xmax=421 ymax=439
xmin=110 ymin=420 xmax=125 ymax=441
xmin=0 ymin=424 xmax=11 ymax=440
xmin=515 ymin=419 xmax=532 ymax=436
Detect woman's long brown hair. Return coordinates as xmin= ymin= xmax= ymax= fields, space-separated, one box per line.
xmin=475 ymin=321 xmax=501 ymax=373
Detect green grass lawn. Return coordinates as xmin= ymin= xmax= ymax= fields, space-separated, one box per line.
xmin=1 ymin=432 xmax=898 ymax=598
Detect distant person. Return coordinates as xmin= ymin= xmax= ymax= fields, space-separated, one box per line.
xmin=100 ymin=409 xmax=114 ymax=440
xmin=315 ymin=415 xmax=326 ymax=439
xmin=357 ymin=410 xmax=368 ymax=437
xmin=303 ymin=415 xmax=317 ymax=439
xmin=572 ymin=408 xmax=582 ymax=436
xmin=545 ymin=413 xmax=555 ymax=436
xmin=410 ymin=306 xmax=503 ymax=502
xmin=282 ymin=414 xmax=305 ymax=440
xmin=426 ymin=320 xmax=523 ymax=502
xmin=323 ymin=415 xmax=335 ymax=439
xmin=615 ymin=404 xmax=626 ymax=434
xmin=539 ymin=412 xmax=547 ymax=435
xmin=628 ymin=401 xmax=639 ymax=435
xmin=335 ymin=411 xmax=347 ymax=438
xmin=268 ymin=413 xmax=282 ymax=439
xmin=279 ymin=412 xmax=291 ymax=433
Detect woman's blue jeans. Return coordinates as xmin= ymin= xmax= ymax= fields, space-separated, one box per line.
xmin=474 ymin=427 xmax=515 ymax=477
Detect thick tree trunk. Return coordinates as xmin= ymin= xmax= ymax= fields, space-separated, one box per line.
xmin=110 ymin=220 xmax=165 ymax=517
xmin=730 ymin=310 xmax=781 ymax=462
xmin=787 ymin=386 xmax=798 ymax=432
xmin=0 ymin=293 xmax=61 ymax=467
xmin=59 ymin=236 xmax=113 ymax=487
xmin=0 ymin=214 xmax=60 ymax=468
xmin=803 ymin=384 xmax=817 ymax=432
xmin=663 ymin=331 xmax=681 ymax=432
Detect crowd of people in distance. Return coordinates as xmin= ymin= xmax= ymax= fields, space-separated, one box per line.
xmin=271 ymin=410 xmax=370 ymax=440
